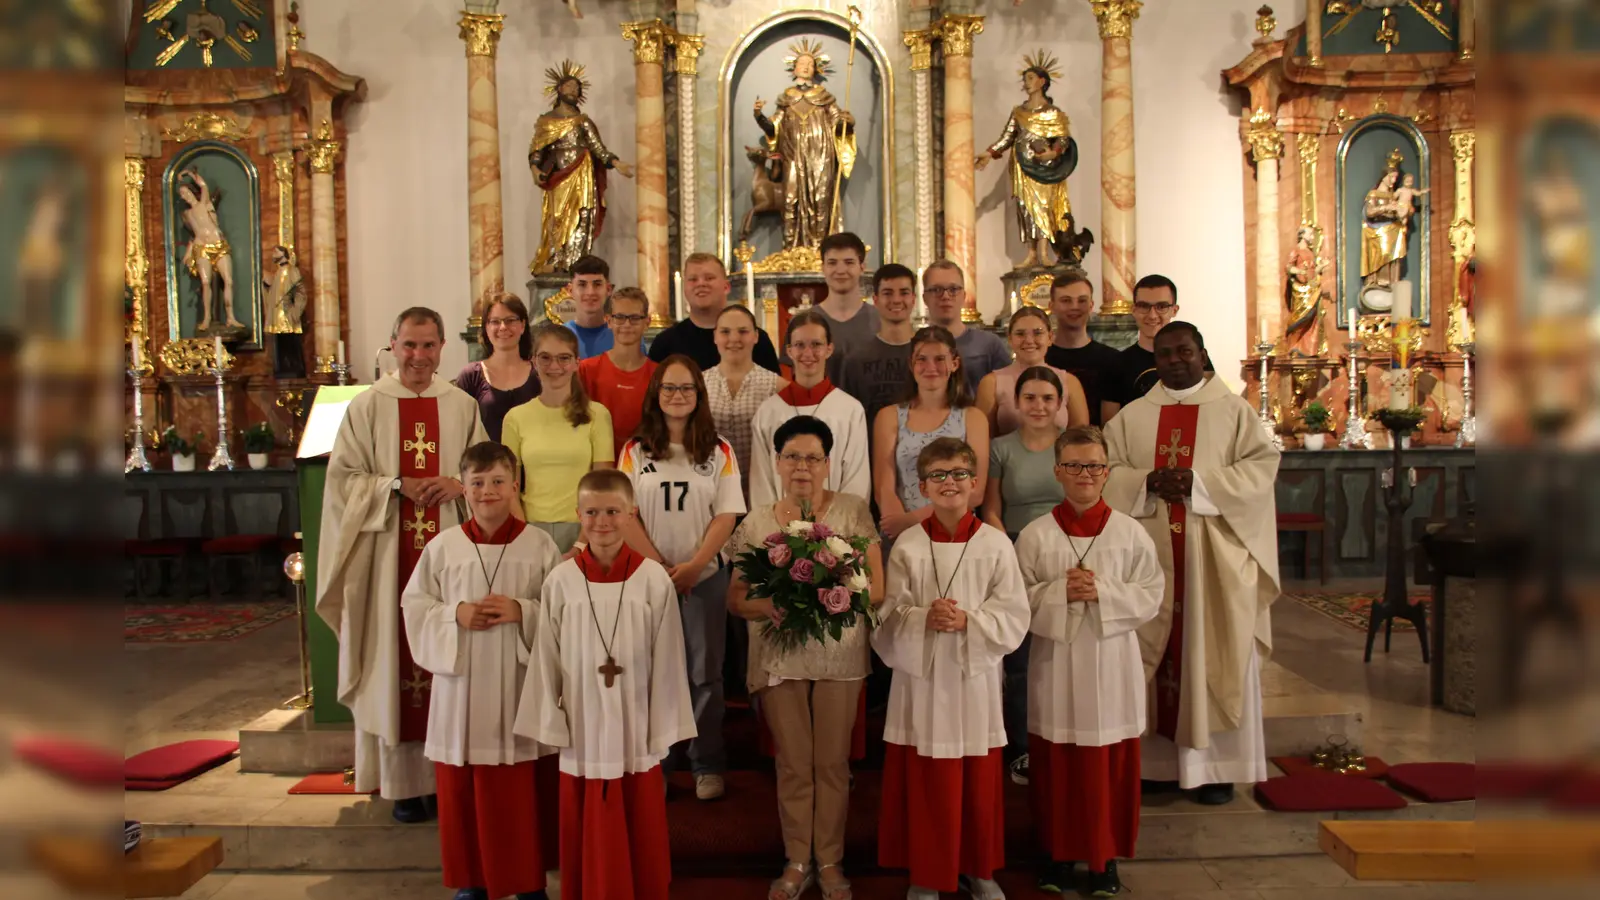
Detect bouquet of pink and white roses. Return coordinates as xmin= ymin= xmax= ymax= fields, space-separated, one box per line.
xmin=731 ymin=514 xmax=876 ymax=652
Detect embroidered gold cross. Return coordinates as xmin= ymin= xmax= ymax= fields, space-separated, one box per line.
xmin=403 ymin=507 xmax=436 ymax=549
xmin=404 ymin=422 xmax=436 ymax=470
xmin=1159 ymin=429 xmax=1192 ymax=469
xmin=401 ymin=665 xmax=431 ymax=707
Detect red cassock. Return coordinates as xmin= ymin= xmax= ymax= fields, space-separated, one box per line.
xmin=1028 ymin=735 xmax=1141 ymax=871
xmin=558 ymin=767 xmax=672 ymax=900
xmin=878 ymin=744 xmax=1006 ymax=892
xmin=435 ymin=755 xmax=560 ymax=897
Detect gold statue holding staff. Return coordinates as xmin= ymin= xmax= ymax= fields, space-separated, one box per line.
xmin=976 ymin=51 xmax=1081 ymax=269
xmin=753 ymin=38 xmax=856 ymax=252
xmin=530 ymin=60 xmax=634 ymax=274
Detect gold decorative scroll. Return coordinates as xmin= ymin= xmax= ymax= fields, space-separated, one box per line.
xmin=163 ymin=112 xmax=249 ymax=143
xmin=273 ymin=150 xmax=296 ymax=252
xmin=1089 ymin=0 xmax=1143 ymax=41
xmin=126 ymin=157 xmax=154 ymax=376
xmin=934 ymin=15 xmax=984 ymax=57
xmin=160 ymin=338 xmax=232 ymax=376
xmin=307 ymin=119 xmax=341 ymax=174
xmin=621 ymin=19 xmax=669 ymax=65
xmin=458 ymin=12 xmax=504 ymax=58
xmin=753 ymin=245 xmax=823 ymax=275
xmin=903 ymin=29 xmax=934 ymax=71
xmin=1298 ymin=133 xmax=1319 ymax=228
xmin=1447 ymin=131 xmax=1476 ymax=349
xmin=670 ymin=32 xmax=704 ymax=75
xmin=543 ymin=286 xmax=572 ymax=325
xmin=1246 ymin=107 xmax=1284 ymax=163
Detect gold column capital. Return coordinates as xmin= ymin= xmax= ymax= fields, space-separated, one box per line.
xmin=621 ymin=19 xmax=670 ymax=65
xmin=459 ymin=11 xmax=505 ymax=58
xmin=125 ymin=156 xmax=146 ymax=191
xmin=670 ymin=32 xmax=704 ymax=75
xmin=307 ymin=119 xmax=342 ymax=174
xmin=1246 ymin=107 xmax=1283 ymax=163
xmin=903 ymin=28 xmax=935 ymax=70
xmin=1089 ymin=0 xmax=1143 ymax=41
xmin=1450 ymin=130 xmax=1476 ymax=163
xmin=933 ymin=15 xmax=984 ymax=58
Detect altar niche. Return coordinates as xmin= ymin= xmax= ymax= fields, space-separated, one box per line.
xmin=1520 ymin=117 xmax=1600 ymax=323
xmin=0 ymin=143 xmax=90 ymax=345
xmin=718 ymin=9 xmax=894 ymax=269
xmin=163 ymin=142 xmax=264 ymax=349
xmin=1336 ymin=116 xmax=1431 ymax=326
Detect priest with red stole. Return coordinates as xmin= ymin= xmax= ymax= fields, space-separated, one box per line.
xmin=316 ymin=307 xmax=487 ymax=823
xmin=514 ymin=470 xmax=695 ymax=900
xmin=1102 ymin=322 xmax=1280 ymax=807
xmin=874 ymin=438 xmax=1030 ymax=900
xmin=1015 ymin=426 xmax=1165 ymax=897
xmin=403 ymin=442 xmax=563 ymax=900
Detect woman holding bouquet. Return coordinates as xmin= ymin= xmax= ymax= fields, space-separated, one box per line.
xmin=725 ymin=416 xmax=884 ymax=900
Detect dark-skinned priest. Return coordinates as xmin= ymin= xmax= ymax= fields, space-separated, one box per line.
xmin=1102 ymin=322 xmax=1280 ymax=806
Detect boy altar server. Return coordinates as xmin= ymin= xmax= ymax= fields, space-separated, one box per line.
xmin=874 ymin=437 xmax=1030 ymax=900
xmin=514 ymin=470 xmax=696 ymax=900
xmin=402 ymin=442 xmax=563 ymax=900
xmin=1014 ymin=426 xmax=1165 ymax=897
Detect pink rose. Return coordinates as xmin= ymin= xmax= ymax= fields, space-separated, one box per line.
xmin=814 ymin=548 xmax=838 ymax=569
xmin=809 ymin=523 xmax=835 ymax=540
xmin=789 ymin=559 xmax=815 ymax=583
xmin=767 ymin=544 xmax=792 ymax=567
xmin=819 ymin=585 xmax=852 ymax=614
xmin=764 ymin=532 xmax=786 ymax=547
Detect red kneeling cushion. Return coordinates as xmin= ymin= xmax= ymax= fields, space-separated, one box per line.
xmin=1386 ymin=762 xmax=1475 ymax=802
xmin=1276 ymin=513 xmax=1323 ymax=525
xmin=288 ymin=772 xmax=368 ymax=795
xmin=13 ymin=735 xmax=124 ymax=788
xmin=1254 ymin=772 xmax=1407 ymax=811
xmin=1272 ymin=755 xmax=1390 ymax=779
xmin=200 ymin=534 xmax=277 ymax=554
xmin=124 ymin=739 xmax=238 ymax=787
xmin=1549 ymin=770 xmax=1600 ymax=811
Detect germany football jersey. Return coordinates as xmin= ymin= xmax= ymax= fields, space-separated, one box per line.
xmin=618 ymin=437 xmax=746 ymax=585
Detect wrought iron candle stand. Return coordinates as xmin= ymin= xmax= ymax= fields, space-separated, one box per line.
xmin=126 ymin=364 xmax=151 ymax=473
xmin=207 ymin=355 xmax=236 ymax=472
xmin=1254 ymin=340 xmax=1285 ymax=450
xmin=1365 ymin=408 xmax=1431 ymax=663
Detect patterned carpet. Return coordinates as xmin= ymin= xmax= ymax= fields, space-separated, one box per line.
xmin=1286 ymin=589 xmax=1432 ymax=631
xmin=125 ymin=601 xmax=296 ymax=644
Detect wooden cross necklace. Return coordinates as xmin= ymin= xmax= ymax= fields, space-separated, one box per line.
xmin=582 ymin=569 xmax=629 ymax=688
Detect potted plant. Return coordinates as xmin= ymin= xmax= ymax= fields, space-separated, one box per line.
xmin=163 ymin=427 xmax=201 ymax=471
xmin=1300 ymin=401 xmax=1332 ymax=451
xmin=243 ymin=423 xmax=276 ymax=469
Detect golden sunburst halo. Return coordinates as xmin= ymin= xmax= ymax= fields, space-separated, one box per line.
xmin=784 ymin=38 xmax=833 ymax=79
xmin=1019 ymin=49 xmax=1062 ymax=82
xmin=543 ymin=59 xmax=591 ymax=101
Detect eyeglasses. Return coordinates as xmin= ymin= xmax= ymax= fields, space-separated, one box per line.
xmin=1010 ymin=327 xmax=1049 ymax=340
xmin=921 ymin=469 xmax=974 ymax=483
xmin=535 ymin=352 xmax=576 ymax=366
xmin=486 ymin=317 xmax=524 ymax=328
xmin=609 ymin=313 xmax=649 ymax=324
xmin=1133 ymin=302 xmax=1175 ymax=314
xmin=1055 ymin=462 xmax=1109 ymax=476
xmin=658 ymin=384 xmax=697 ymax=397
xmin=788 ymin=340 xmax=829 ymax=353
xmin=923 ymin=285 xmax=964 ymax=298
xmin=778 ymin=453 xmax=827 ymax=467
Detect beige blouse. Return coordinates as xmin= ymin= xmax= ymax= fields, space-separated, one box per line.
xmin=726 ymin=493 xmax=877 ymax=693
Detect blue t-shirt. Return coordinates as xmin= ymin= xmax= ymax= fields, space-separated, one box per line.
xmin=565 ymin=320 xmax=614 ymax=359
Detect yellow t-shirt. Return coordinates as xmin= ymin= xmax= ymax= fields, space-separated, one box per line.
xmin=500 ymin=399 xmax=614 ymax=523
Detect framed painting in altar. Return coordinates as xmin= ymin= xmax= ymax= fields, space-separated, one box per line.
xmin=1519 ymin=117 xmax=1600 ymax=322
xmin=162 ymin=141 xmax=264 ymax=348
xmin=1336 ymin=115 xmax=1432 ymax=326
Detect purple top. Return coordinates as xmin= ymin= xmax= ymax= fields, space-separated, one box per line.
xmin=453 ymin=361 xmax=541 ymax=443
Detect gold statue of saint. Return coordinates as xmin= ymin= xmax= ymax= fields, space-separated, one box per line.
xmin=530 ymin=60 xmax=633 ymax=274
xmin=1359 ymin=149 xmax=1414 ymax=307
xmin=1284 ymin=226 xmax=1327 ymax=357
xmin=976 ymin=52 xmax=1079 ymax=269
xmin=753 ymin=39 xmax=856 ymax=251
xmin=264 ymin=245 xmax=304 ymax=334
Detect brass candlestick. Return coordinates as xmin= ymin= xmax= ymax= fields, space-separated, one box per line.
xmin=281 ymin=550 xmax=313 ymax=710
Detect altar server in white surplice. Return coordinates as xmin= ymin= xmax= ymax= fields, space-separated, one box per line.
xmin=315 ymin=307 xmax=486 ymax=820
xmin=1015 ymin=426 xmax=1165 ymax=898
xmin=874 ymin=437 xmax=1029 ymax=900
xmin=514 ymin=470 xmax=695 ymax=900
xmin=1103 ymin=322 xmax=1280 ymax=807
xmin=402 ymin=442 xmax=562 ymax=900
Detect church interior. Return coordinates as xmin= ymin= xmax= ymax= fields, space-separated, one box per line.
xmin=7 ymin=0 xmax=1599 ymax=896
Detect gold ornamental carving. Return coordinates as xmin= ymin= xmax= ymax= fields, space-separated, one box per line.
xmin=273 ymin=150 xmax=296 ymax=252
xmin=1297 ymin=133 xmax=1319 ymax=228
xmin=160 ymin=337 xmax=232 ymax=376
xmin=1255 ymin=5 xmax=1277 ymax=40
xmin=903 ymin=29 xmax=934 ymax=71
xmin=670 ymin=32 xmax=704 ymax=75
xmin=753 ymin=245 xmax=822 ymax=275
xmin=1089 ymin=0 xmax=1143 ymax=41
xmin=543 ymin=286 xmax=573 ymax=325
xmin=163 ymin=112 xmax=249 ymax=144
xmin=1246 ymin=108 xmax=1283 ymax=163
xmin=126 ymin=157 xmax=154 ymax=376
xmin=621 ymin=20 xmax=669 ymax=65
xmin=459 ymin=12 xmax=505 ymax=58
xmin=934 ymin=15 xmax=984 ymax=58
xmin=1450 ymin=130 xmax=1476 ymax=165
xmin=307 ymin=119 xmax=341 ymax=174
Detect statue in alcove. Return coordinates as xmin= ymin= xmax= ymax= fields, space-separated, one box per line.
xmin=263 ymin=245 xmax=306 ymax=378
xmin=753 ymin=38 xmax=855 ymax=251
xmin=1284 ymin=225 xmax=1328 ymax=357
xmin=177 ymin=168 xmax=246 ymax=334
xmin=529 ymin=60 xmax=634 ymax=274
xmin=1358 ymin=149 xmax=1418 ymax=309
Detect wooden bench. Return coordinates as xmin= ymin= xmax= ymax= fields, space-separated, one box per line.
xmin=1319 ymin=820 xmax=1473 ymax=881
xmin=30 ymin=834 xmax=223 ymax=897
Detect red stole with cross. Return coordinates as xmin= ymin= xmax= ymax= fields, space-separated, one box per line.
xmin=397 ymin=396 xmax=441 ymax=743
xmin=1152 ymin=403 xmax=1199 ymax=742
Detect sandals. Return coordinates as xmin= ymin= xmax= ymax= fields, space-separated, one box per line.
xmin=769 ymin=861 xmax=814 ymax=900
xmin=817 ymin=864 xmax=853 ymax=900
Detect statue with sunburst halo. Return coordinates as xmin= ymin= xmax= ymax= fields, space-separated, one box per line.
xmin=976 ymin=50 xmax=1090 ymax=268
xmin=529 ymin=59 xmax=634 ymax=273
xmin=753 ymin=38 xmax=856 ymax=251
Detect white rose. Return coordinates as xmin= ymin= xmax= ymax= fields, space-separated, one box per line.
xmin=783 ymin=520 xmax=812 ymax=537
xmin=824 ymin=536 xmax=853 ymax=559
xmin=844 ymin=569 xmax=871 ymax=594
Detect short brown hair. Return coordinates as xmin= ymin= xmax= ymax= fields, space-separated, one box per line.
xmin=577 ymin=469 xmax=635 ymax=505
xmin=923 ymin=259 xmax=963 ymax=283
xmin=1054 ymin=425 xmax=1108 ymax=460
xmin=570 ymin=255 xmax=610 ymax=280
xmin=392 ymin=306 xmax=445 ymax=342
xmin=1050 ymin=268 xmax=1093 ymax=297
xmin=786 ymin=308 xmax=833 ymax=345
xmin=606 ymin=286 xmax=650 ymax=316
xmin=477 ymin=293 xmax=532 ymax=359
xmin=917 ymin=437 xmax=977 ymax=478
xmin=683 ymin=252 xmax=727 ymax=277
xmin=460 ymin=442 xmax=518 ymax=477
xmin=819 ymin=232 xmax=867 ymax=263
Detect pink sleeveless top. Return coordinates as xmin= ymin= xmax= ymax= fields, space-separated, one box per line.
xmin=992 ymin=362 xmax=1074 ymax=437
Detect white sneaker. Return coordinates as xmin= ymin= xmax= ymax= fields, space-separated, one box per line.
xmin=1008 ymin=753 xmax=1030 ymax=786
xmin=694 ymin=772 xmax=725 ymax=800
xmin=907 ymin=888 xmax=940 ymax=900
xmin=960 ymin=874 xmax=1006 ymax=900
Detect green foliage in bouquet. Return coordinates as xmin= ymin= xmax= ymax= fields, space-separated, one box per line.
xmin=731 ymin=510 xmax=877 ymax=653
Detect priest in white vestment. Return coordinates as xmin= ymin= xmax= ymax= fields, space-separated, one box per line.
xmin=873 ymin=437 xmax=1029 ymax=900
xmin=1102 ymin=322 xmax=1280 ymax=805
xmin=315 ymin=308 xmax=486 ymax=820
xmin=514 ymin=470 xmax=695 ymax=900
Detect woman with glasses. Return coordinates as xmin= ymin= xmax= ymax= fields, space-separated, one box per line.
xmin=618 ymin=355 xmax=745 ymax=802
xmin=705 ymin=304 xmax=786 ymax=504
xmin=751 ymin=310 xmax=870 ymax=508
xmin=454 ymin=292 xmax=540 ymax=442
xmin=501 ymin=325 xmax=614 ymax=553
xmin=872 ymin=325 xmax=989 ymax=540
xmin=726 ymin=416 xmax=884 ymax=900
xmin=974 ymin=307 xmax=1089 ymax=438
xmin=578 ymin=286 xmax=658 ymax=459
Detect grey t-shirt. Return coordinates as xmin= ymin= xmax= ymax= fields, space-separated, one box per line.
xmin=804 ymin=302 xmax=881 ymax=386
xmin=955 ymin=327 xmax=1013 ymax=396
xmin=834 ymin=333 xmax=910 ymax=426
xmin=990 ymin=430 xmax=1065 ymax=536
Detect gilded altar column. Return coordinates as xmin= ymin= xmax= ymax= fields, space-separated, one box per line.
xmin=1457 ymin=0 xmax=1475 ymax=63
xmin=903 ymin=28 xmax=936 ymax=278
xmin=623 ymin=20 xmax=671 ymax=327
xmin=307 ymin=121 xmax=343 ymax=369
xmin=1247 ymin=108 xmax=1284 ymax=344
xmin=460 ymin=10 xmax=507 ymax=322
xmin=936 ymin=14 xmax=983 ymax=321
xmin=1090 ymin=0 xmax=1141 ymax=316
xmin=672 ymin=30 xmax=704 ymax=266
xmin=1305 ymin=0 xmax=1323 ymax=66
xmin=1447 ymin=131 xmax=1475 ymax=347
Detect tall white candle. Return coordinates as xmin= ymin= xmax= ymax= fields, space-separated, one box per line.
xmin=1393 ymin=280 xmax=1414 ymax=321
xmin=1010 ymin=289 xmax=1019 ymax=315
xmin=915 ymin=270 xmax=925 ymax=323
xmin=674 ymin=271 xmax=683 ymax=320
xmin=213 ymin=335 xmax=223 ymax=367
xmin=745 ymin=261 xmax=756 ymax=309
xmin=1348 ymin=306 xmax=1357 ymax=349
xmin=337 ymin=340 xmax=346 ymax=366
xmin=131 ymin=337 xmax=141 ymax=370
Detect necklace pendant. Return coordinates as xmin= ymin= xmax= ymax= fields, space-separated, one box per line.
xmin=598 ymin=655 xmax=624 ymax=688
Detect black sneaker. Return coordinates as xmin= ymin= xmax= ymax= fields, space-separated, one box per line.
xmin=513 ymin=892 xmax=549 ymax=900
xmin=1036 ymin=860 xmax=1075 ymax=894
xmin=451 ymin=889 xmax=487 ymax=900
xmin=392 ymin=796 xmax=430 ymax=824
xmin=1194 ymin=782 xmax=1236 ymax=805
xmin=1008 ymin=752 xmax=1030 ymax=786
xmin=1087 ymin=860 xmax=1122 ymax=897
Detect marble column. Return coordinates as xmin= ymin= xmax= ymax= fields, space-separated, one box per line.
xmin=1090 ymin=0 xmax=1141 ymax=316
xmin=622 ymin=20 xmax=671 ymax=327
xmin=903 ymin=28 xmax=936 ymax=278
xmin=460 ymin=11 xmax=507 ymax=325
xmin=935 ymin=14 xmax=983 ymax=322
xmin=1247 ymin=108 xmax=1284 ymax=344
xmin=306 ymin=120 xmax=343 ymax=370
xmin=672 ymin=29 xmax=704 ymax=266
xmin=1305 ymin=0 xmax=1323 ymax=66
